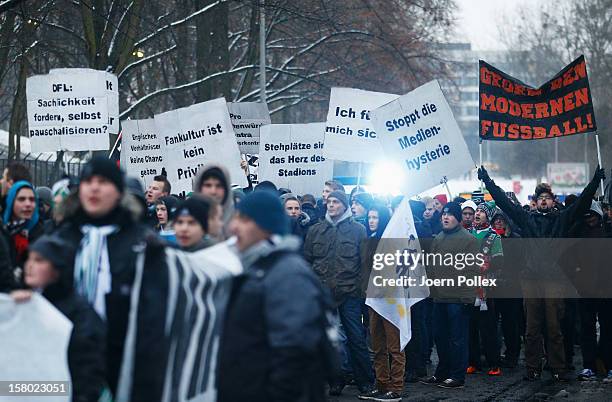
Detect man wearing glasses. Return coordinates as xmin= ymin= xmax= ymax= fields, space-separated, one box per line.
xmin=477 ymin=165 xmax=605 ymax=383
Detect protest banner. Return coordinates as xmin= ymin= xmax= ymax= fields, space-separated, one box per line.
xmin=258 ymin=123 xmax=332 ymax=195
xmin=371 ymin=80 xmax=474 ymax=197
xmin=26 ymin=69 xmax=118 ymax=152
xmin=119 ymin=119 xmax=164 ymax=186
xmin=323 ymin=87 xmax=398 ymax=163
xmin=366 ymin=198 xmax=429 ymax=350
xmin=50 ymin=68 xmax=119 ymax=133
xmin=154 ymin=98 xmax=248 ymax=196
xmin=0 ymin=294 xmax=72 ymax=402
xmin=116 ymin=242 xmax=242 ymax=402
xmin=479 ymin=55 xmax=597 ymax=141
xmin=227 ymin=102 xmax=271 ymax=154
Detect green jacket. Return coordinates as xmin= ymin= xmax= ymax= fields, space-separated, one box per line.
xmin=427 ymin=225 xmax=480 ymax=303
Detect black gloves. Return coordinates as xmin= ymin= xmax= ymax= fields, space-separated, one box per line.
xmin=477 ymin=165 xmax=492 ymax=183
xmin=593 ymin=165 xmax=606 ymax=182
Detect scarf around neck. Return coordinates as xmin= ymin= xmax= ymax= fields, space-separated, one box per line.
xmin=73 ymin=224 xmax=119 ymax=319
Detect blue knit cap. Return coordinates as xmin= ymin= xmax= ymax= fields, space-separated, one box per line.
xmin=236 ymin=191 xmax=289 ymax=235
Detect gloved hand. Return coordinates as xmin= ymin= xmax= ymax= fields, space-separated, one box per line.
xmin=593 ymin=165 xmax=605 ymax=182
xmin=477 ymin=165 xmax=491 ymax=183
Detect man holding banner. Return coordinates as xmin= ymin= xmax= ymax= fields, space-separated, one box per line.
xmin=478 ymin=165 xmax=605 ymax=381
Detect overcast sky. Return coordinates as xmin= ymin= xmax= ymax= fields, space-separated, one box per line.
xmin=454 ymin=0 xmax=536 ymax=50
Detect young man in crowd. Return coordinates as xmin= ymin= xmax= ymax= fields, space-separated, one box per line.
xmin=351 ymin=192 xmax=374 ymax=228
xmin=174 ymin=195 xmax=221 ymax=251
xmin=467 ymin=202 xmax=503 ymax=377
xmin=422 ymin=196 xmax=442 ymax=235
xmin=563 ymin=201 xmax=612 ymax=382
xmin=53 ymin=157 xmax=162 ymax=396
xmin=194 ymin=164 xmax=234 ymax=237
xmin=478 ymin=165 xmax=605 ymax=382
xmin=218 ymin=191 xmax=327 ymax=402
xmin=3 ymin=181 xmax=44 ymax=269
xmin=461 ymin=200 xmax=477 ymax=230
xmin=491 ymin=211 xmax=524 ymax=369
xmin=304 ymin=190 xmax=374 ymax=397
xmin=12 ymin=234 xmax=106 ymax=402
xmin=145 ymin=175 xmax=171 ymax=225
xmin=281 ymin=194 xmax=310 ymax=240
xmin=317 ymin=179 xmax=345 ymax=222
xmin=420 ymin=202 xmax=480 ymax=389
xmin=1 ymin=161 xmax=31 ymax=211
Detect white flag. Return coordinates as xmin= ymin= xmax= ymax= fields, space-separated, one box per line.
xmin=365 ymin=198 xmax=429 ymax=350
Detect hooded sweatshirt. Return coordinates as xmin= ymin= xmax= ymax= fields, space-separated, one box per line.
xmin=4 ymin=181 xmax=43 ymax=268
xmin=193 ymin=164 xmax=235 ymax=239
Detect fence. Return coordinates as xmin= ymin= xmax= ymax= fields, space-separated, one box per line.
xmin=0 ymin=151 xmax=85 ymax=187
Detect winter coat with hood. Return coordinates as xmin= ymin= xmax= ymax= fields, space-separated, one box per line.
xmin=218 ymin=236 xmax=326 ymax=402
xmin=484 ymin=172 xmax=600 ymax=279
xmin=192 ymin=164 xmax=235 ymax=239
xmin=51 ymin=190 xmax=160 ymax=395
xmin=304 ymin=207 xmax=367 ymax=306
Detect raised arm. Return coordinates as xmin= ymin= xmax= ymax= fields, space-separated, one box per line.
xmin=564 ymin=166 xmax=605 ymax=223
xmin=478 ymin=166 xmax=529 ymax=231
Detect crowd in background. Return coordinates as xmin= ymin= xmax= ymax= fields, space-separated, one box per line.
xmin=1 ymin=158 xmax=611 ymax=402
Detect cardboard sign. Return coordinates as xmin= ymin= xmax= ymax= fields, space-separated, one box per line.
xmin=258 ymin=123 xmax=332 ymax=195
xmin=227 ymin=102 xmax=271 ymax=154
xmin=154 ymin=98 xmax=247 ymax=196
xmin=371 ymin=80 xmax=474 ymax=197
xmin=120 ymin=119 xmax=165 ymax=186
xmin=26 ymin=69 xmax=118 ymax=152
xmin=324 ymin=88 xmax=398 ymax=162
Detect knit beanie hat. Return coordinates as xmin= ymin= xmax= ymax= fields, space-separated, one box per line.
xmin=254 ymin=180 xmax=278 ymax=195
xmin=36 ymin=187 xmax=53 ymax=207
xmin=353 ymin=192 xmax=374 ymax=210
xmin=328 ymin=190 xmax=349 ymax=210
xmin=176 ymin=196 xmax=213 ymax=232
xmin=30 ymin=235 xmax=74 ymax=273
xmin=236 ymin=191 xmax=289 ymax=235
xmin=80 ymin=156 xmax=125 ymax=193
xmin=442 ymin=201 xmax=462 ymax=222
xmin=434 ymin=194 xmax=448 ymax=206
xmin=461 ymin=200 xmax=477 ymax=212
xmin=476 ymin=201 xmax=496 ymax=222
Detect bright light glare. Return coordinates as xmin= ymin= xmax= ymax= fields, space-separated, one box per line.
xmin=368 ymin=160 xmax=406 ymax=196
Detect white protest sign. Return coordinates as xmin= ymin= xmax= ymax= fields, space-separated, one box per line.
xmin=228 ymin=102 xmax=271 ymax=154
xmin=26 ymin=69 xmax=117 ymax=152
xmin=120 ymin=119 xmax=164 ymax=186
xmin=371 ymin=80 xmax=474 ymax=197
xmin=0 ymin=294 xmax=72 ymax=402
xmin=154 ymin=98 xmax=248 ymax=196
xmin=258 ymin=123 xmax=332 ymax=195
xmin=50 ymin=68 xmax=119 ymax=133
xmin=323 ymin=88 xmax=398 ymax=163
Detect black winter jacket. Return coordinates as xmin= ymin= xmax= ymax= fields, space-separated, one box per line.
xmin=217 ymin=237 xmax=326 ymax=402
xmin=52 ymin=200 xmax=154 ymax=396
xmin=485 ymin=175 xmax=599 ymax=279
xmin=45 ymin=285 xmax=106 ymax=402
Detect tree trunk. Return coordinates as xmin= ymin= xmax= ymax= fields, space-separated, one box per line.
xmin=195 ymin=0 xmax=230 ymax=102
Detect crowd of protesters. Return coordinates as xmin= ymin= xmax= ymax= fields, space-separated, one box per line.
xmin=1 ymin=157 xmax=612 ymax=402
